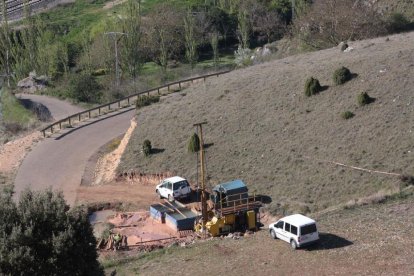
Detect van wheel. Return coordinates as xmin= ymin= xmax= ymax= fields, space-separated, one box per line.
xmin=270 ymin=230 xmax=277 ymax=239
xmin=290 ymin=240 xmax=297 ymax=250
xmin=156 ymin=190 xmax=162 ymax=199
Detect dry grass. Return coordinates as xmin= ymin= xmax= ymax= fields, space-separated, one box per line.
xmin=119 ymin=31 xmax=414 ymax=214
xmin=103 ymin=194 xmax=414 ymax=275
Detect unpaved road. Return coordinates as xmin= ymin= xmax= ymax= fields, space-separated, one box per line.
xmin=13 ymin=94 xmax=135 ymax=205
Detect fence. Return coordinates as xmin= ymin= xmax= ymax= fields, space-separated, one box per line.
xmin=40 ymin=70 xmax=231 ymax=137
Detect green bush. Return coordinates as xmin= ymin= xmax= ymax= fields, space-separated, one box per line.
xmin=341 ymin=111 xmax=355 ymax=120
xmin=69 ymin=74 xmax=102 ymax=103
xmin=143 ymin=139 xmax=152 ymax=156
xmin=91 ymin=68 xmax=108 ymax=76
xmin=304 ymin=77 xmax=322 ymax=97
xmin=188 ymin=133 xmax=200 ymax=153
xmin=357 ymin=92 xmax=375 ymax=106
xmin=135 ymin=95 xmax=160 ymax=109
xmin=333 ymin=66 xmax=352 ymax=85
xmin=0 ymin=188 xmax=103 ymax=275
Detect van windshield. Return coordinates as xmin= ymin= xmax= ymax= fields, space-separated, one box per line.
xmin=300 ymin=224 xmax=317 ymax=235
xmin=173 ymin=181 xmax=189 ymax=191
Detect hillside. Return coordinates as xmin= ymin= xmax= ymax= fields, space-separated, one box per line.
xmin=119 ymin=31 xmax=414 ymax=214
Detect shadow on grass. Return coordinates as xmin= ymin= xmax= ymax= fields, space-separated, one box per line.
xmin=350 ymin=73 xmax=359 ymax=80
xmin=305 ymin=233 xmax=353 ymax=251
xmin=19 ymin=98 xmax=53 ymax=122
xmin=204 ymin=143 xmax=214 ymax=149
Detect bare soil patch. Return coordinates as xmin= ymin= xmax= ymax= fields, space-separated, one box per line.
xmin=0 ymin=131 xmax=42 ymax=175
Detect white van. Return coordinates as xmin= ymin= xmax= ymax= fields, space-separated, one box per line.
xmin=268 ymin=214 xmax=319 ymax=249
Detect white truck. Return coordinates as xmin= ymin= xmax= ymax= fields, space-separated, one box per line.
xmin=268 ymin=214 xmax=319 ymax=249
xmin=155 ymin=176 xmax=192 ymax=201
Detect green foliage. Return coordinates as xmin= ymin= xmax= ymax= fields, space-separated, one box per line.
xmin=184 ymin=10 xmax=199 ymax=68
xmin=143 ymin=139 xmax=152 ymax=156
xmin=304 ymin=77 xmax=322 ymax=97
xmin=135 ymin=95 xmax=160 ymax=109
xmin=0 ymin=88 xmax=36 ymax=129
xmin=341 ymin=111 xmax=354 ymax=120
xmin=357 ymin=92 xmax=374 ymax=106
xmin=69 ymin=74 xmax=102 ymax=103
xmin=333 ymin=66 xmax=352 ymax=85
xmin=0 ymin=188 xmax=103 ymax=275
xmin=91 ymin=68 xmax=108 ymax=76
xmin=188 ymin=133 xmax=200 ymax=153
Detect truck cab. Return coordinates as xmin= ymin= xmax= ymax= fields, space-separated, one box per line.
xmin=210 ymin=179 xmax=249 ymax=208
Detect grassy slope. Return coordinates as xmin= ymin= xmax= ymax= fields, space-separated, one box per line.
xmin=1 ymin=88 xmax=36 ymax=127
xmin=103 ymin=190 xmax=414 ymax=275
xmin=119 ymin=31 xmax=414 ymax=214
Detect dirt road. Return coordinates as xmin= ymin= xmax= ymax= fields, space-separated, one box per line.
xmin=13 ymin=94 xmax=135 ymax=205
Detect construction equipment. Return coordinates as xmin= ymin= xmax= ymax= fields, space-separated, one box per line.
xmin=195 ymin=179 xmax=262 ymax=237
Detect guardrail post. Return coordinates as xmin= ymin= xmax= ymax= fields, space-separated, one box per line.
xmin=157 ymin=88 xmax=160 ymax=94
xmin=59 ymin=122 xmax=62 ymax=130
xmin=98 ymin=107 xmax=101 ymax=115
xmin=167 ymin=85 xmax=170 ymax=91
xmin=179 ymin=82 xmax=181 ymax=90
xmin=68 ymin=117 xmax=71 ymax=127
xmin=108 ymin=104 xmax=111 ymax=111
xmin=88 ymin=111 xmax=91 ymax=118
xmin=51 ymin=125 xmax=54 ymax=133
xmin=127 ymin=97 xmax=130 ymax=105
xmin=78 ymin=114 xmax=81 ymax=122
xmin=118 ymin=101 xmax=121 ymax=108
xmin=42 ymin=130 xmax=46 ymax=137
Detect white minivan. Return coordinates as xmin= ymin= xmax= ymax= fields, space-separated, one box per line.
xmin=268 ymin=214 xmax=319 ymax=249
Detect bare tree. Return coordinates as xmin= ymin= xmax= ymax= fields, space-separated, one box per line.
xmin=292 ymin=0 xmax=386 ymax=49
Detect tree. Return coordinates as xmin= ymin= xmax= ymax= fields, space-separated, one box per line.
xmin=210 ymin=31 xmax=220 ymax=68
xmin=144 ymin=3 xmax=184 ymax=73
xmin=184 ymin=9 xmax=199 ymax=68
xmin=69 ymin=74 xmax=102 ymax=103
xmin=0 ymin=0 xmax=11 ymax=86
xmin=122 ymin=0 xmax=142 ymax=80
xmin=188 ymin=133 xmax=200 ymax=153
xmin=0 ymin=188 xmax=103 ymax=275
xmin=292 ymin=0 xmax=386 ymax=49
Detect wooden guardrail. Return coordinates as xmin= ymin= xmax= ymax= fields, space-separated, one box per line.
xmin=40 ymin=70 xmax=231 ymax=137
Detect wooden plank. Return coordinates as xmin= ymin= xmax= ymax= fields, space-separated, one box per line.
xmin=163 ymin=200 xmax=188 ymax=218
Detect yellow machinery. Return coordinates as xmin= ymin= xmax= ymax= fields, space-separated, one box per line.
xmin=205 ymin=214 xmax=235 ymax=237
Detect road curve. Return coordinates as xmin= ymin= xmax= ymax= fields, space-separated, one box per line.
xmin=14 ymin=94 xmax=135 ymax=205
xmin=16 ymin=94 xmax=84 ymax=121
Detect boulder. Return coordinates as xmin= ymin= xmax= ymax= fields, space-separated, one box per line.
xmin=17 ymin=71 xmax=48 ymax=93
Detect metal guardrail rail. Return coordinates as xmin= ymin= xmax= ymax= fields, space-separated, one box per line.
xmin=40 ymin=70 xmax=231 ymax=137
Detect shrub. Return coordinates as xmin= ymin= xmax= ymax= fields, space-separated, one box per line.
xmin=69 ymin=74 xmax=102 ymax=103
xmin=0 ymin=188 xmax=103 ymax=275
xmin=333 ymin=66 xmax=352 ymax=85
xmin=91 ymin=68 xmax=107 ymax=76
xmin=304 ymin=77 xmax=322 ymax=97
xmin=136 ymin=95 xmax=160 ymax=109
xmin=143 ymin=139 xmax=152 ymax=156
xmin=387 ymin=13 xmax=412 ymax=33
xmin=341 ymin=111 xmax=354 ymax=120
xmin=357 ymin=92 xmax=375 ymax=106
xmin=234 ymin=46 xmax=253 ymax=67
xmin=188 ymin=133 xmax=200 ymax=153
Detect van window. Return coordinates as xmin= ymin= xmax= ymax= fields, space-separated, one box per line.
xmin=291 ymin=225 xmax=298 ymax=235
xmin=166 ymin=182 xmax=172 ymax=190
xmin=300 ymin=224 xmax=317 ymax=235
xmin=275 ymin=221 xmax=283 ymax=229
xmin=284 ymin=222 xmax=291 ymax=232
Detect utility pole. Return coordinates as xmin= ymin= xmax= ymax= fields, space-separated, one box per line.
xmin=292 ymin=0 xmax=295 ymax=21
xmin=104 ymin=32 xmax=127 ymax=87
xmin=194 ymin=121 xmax=208 ymax=231
xmin=6 ymin=49 xmax=10 ymax=87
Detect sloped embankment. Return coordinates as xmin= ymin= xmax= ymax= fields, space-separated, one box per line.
xmin=119 ymin=32 xmax=414 ymax=214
